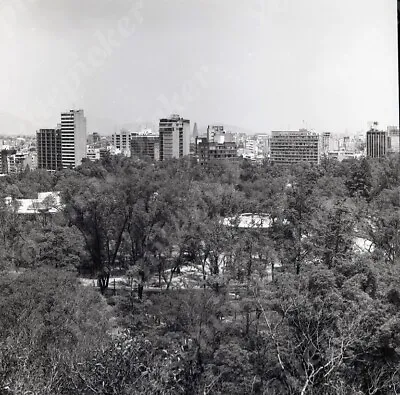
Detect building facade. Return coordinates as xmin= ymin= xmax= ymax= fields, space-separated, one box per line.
xmin=159 ymin=114 xmax=190 ymax=160
xmin=86 ymin=147 xmax=101 ymax=162
xmin=61 ymin=109 xmax=87 ymax=168
xmin=255 ymin=134 xmax=270 ymax=157
xmin=111 ymin=129 xmax=131 ymax=156
xmin=36 ymin=128 xmax=62 ymax=171
xmin=270 ymin=129 xmax=320 ymax=165
xmin=387 ymin=126 xmax=400 ymax=154
xmin=0 ymin=149 xmax=15 ymax=174
xmin=321 ymin=132 xmax=333 ymax=154
xmin=366 ymin=130 xmax=388 ymax=158
xmin=207 ymin=125 xmax=224 ymax=142
xmin=131 ymin=133 xmax=160 ymax=160
xmin=195 ymin=137 xmax=237 ymax=165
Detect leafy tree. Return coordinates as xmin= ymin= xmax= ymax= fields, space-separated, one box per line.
xmin=363 ymin=187 xmax=400 ymax=264
xmin=281 ymin=166 xmax=320 ymax=274
xmin=345 ymin=158 xmax=372 ymax=199
xmin=309 ymin=198 xmax=356 ymax=268
xmin=0 ymin=268 xmax=110 ymax=393
xmin=64 ymin=177 xmax=130 ymax=293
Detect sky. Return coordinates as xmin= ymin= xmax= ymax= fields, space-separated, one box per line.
xmin=0 ymin=0 xmax=398 ymax=136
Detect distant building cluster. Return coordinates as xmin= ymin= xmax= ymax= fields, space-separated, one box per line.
xmin=107 ymin=114 xmax=191 ymax=162
xmin=1 ymin=110 xmax=398 ymax=175
xmin=0 ymin=135 xmax=37 ymax=175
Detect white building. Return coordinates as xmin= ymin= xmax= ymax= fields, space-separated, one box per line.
xmin=244 ymin=139 xmax=258 ymax=158
xmin=5 ymin=192 xmax=63 ymax=214
xmin=61 ymin=109 xmax=87 ymax=168
xmin=387 ymin=126 xmax=400 ymax=153
xmin=86 ymin=147 xmax=101 ymax=162
xmin=159 ymin=114 xmax=190 ymax=160
xmin=111 ymin=128 xmax=131 ymax=156
xmin=222 ymin=213 xmax=272 ymax=229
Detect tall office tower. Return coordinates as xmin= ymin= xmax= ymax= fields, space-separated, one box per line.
xmin=270 ymin=129 xmax=320 ymax=165
xmin=60 ymin=109 xmax=87 ymax=168
xmin=366 ymin=130 xmax=388 ymax=158
xmin=159 ymin=114 xmax=190 ymax=160
xmin=387 ymin=126 xmax=400 ymax=153
xmin=36 ymin=129 xmax=62 ymax=171
xmin=111 ymin=128 xmax=131 ymax=156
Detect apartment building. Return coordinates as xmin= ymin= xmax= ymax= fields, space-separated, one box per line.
xmin=60 ymin=109 xmax=87 ymax=168
xmin=111 ymin=129 xmax=131 ymax=156
xmin=159 ymin=114 xmax=190 ymax=160
xmin=36 ymin=128 xmax=62 ymax=171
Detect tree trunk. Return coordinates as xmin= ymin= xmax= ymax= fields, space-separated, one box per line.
xmin=137 ymin=269 xmax=145 ymax=300
xmin=138 ymin=284 xmax=144 ymax=300
xmin=98 ymin=271 xmax=110 ymax=294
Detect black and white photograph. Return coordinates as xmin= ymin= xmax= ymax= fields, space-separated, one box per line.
xmin=0 ymin=0 xmax=399 ymax=393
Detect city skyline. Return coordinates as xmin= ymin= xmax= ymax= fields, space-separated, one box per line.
xmin=0 ymin=0 xmax=398 ymax=136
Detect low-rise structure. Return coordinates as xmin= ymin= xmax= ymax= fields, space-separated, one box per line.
xmin=5 ymin=192 xmax=63 ymax=214
xmin=86 ymin=147 xmax=101 ymax=162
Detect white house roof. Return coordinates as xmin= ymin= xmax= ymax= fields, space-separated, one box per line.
xmin=223 ymin=213 xmax=272 ymax=229
xmin=5 ymin=191 xmax=63 ymax=214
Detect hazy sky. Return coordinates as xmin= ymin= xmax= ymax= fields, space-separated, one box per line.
xmin=0 ymin=0 xmax=398 ymax=135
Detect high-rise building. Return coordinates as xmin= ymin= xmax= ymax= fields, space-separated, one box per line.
xmin=36 ymin=128 xmax=62 ymax=171
xmin=159 ymin=114 xmax=190 ymax=160
xmin=366 ymin=129 xmax=388 ymax=158
xmin=60 ymin=109 xmax=87 ymax=168
xmin=111 ymin=128 xmax=131 ymax=156
xmin=270 ymin=129 xmax=320 ymax=165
